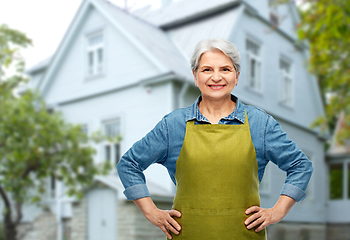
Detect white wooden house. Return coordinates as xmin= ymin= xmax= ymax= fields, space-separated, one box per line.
xmin=15 ymin=0 xmax=340 ymax=239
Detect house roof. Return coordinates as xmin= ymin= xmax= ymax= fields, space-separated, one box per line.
xmin=26 ymin=56 xmax=52 ymax=74
xmin=134 ymin=0 xmax=240 ymax=28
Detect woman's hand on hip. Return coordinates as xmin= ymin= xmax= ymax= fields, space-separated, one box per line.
xmin=244 ymin=195 xmax=296 ymax=232
xmin=144 ymin=208 xmax=182 ymax=239
xmin=133 ymin=197 xmax=181 ymax=239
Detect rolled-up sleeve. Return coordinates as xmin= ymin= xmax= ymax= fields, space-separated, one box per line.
xmin=117 ymin=117 xmax=169 ymax=200
xmin=265 ymin=116 xmax=313 ymax=202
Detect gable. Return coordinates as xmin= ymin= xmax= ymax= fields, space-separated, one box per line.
xmin=37 ymin=0 xmax=194 ymax=105
xmin=43 ymin=5 xmax=159 ymax=104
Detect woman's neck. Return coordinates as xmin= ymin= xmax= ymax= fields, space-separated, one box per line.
xmin=198 ymin=96 xmax=236 ymax=124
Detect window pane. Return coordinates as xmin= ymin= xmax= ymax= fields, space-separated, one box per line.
xmin=285 ymin=78 xmax=292 ymax=105
xmin=348 ymin=163 xmax=350 ymax=199
xmin=329 ymin=163 xmax=343 ymax=199
xmin=51 ymin=175 xmax=56 ymax=198
xmin=98 ymin=48 xmax=103 ymax=63
xmin=280 ymin=59 xmax=290 ymax=73
xmin=80 ymin=124 xmax=88 ymax=135
xmin=247 ymin=39 xmax=257 ymax=54
xmin=246 ymin=39 xmax=261 ymax=91
xmin=115 ymin=143 xmax=120 ymax=165
xmin=256 ymin=62 xmax=261 ymax=90
xmin=88 ymin=33 xmax=103 ymax=46
xmin=104 ymin=120 xmax=120 ymax=137
xmin=105 ymin=145 xmax=111 ymax=162
xmin=97 ymin=48 xmax=103 ymax=73
xmin=88 ymin=52 xmax=94 ymax=75
xmin=251 ymin=58 xmax=256 ymax=82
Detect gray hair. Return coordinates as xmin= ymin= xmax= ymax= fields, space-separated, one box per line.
xmin=190 ymin=38 xmax=241 ymax=73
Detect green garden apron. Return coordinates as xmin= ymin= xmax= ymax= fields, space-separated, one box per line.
xmin=168 ymin=111 xmax=266 ymax=240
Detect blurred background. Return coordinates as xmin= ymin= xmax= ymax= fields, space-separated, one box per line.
xmin=0 ymin=0 xmax=349 ymax=240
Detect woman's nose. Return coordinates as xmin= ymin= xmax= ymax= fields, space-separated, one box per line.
xmin=212 ymin=71 xmax=222 ymax=81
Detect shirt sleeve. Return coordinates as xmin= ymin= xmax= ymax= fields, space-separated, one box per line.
xmin=265 ymin=116 xmax=313 ymax=202
xmin=117 ymin=117 xmax=169 ymax=200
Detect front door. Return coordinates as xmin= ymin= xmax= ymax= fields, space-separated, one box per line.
xmin=88 ymin=188 xmax=117 ymax=240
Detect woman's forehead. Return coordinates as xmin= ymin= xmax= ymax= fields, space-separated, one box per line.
xmin=198 ymin=50 xmax=234 ymax=66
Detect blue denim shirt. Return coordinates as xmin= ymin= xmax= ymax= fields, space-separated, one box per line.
xmin=117 ymin=95 xmax=313 ymax=202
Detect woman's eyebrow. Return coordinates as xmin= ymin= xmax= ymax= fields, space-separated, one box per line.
xmin=221 ymin=65 xmax=233 ymax=68
xmin=200 ymin=65 xmax=212 ymax=69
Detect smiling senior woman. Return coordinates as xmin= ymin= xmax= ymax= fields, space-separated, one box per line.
xmin=117 ymin=38 xmax=313 ymax=240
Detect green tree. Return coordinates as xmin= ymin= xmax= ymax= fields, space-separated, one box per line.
xmin=297 ymin=0 xmax=350 ymax=140
xmin=0 ymin=24 xmax=110 ymax=240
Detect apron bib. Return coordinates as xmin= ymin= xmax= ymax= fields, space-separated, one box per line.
xmin=168 ymin=111 xmax=266 ymax=240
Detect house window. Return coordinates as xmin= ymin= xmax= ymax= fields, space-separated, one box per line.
xmin=87 ymin=32 xmax=104 ymax=76
xmin=329 ymin=163 xmax=343 ymax=199
xmin=80 ymin=124 xmax=88 ymax=135
xmin=246 ymin=38 xmax=262 ymax=92
xmin=279 ymin=58 xmax=293 ymax=106
xmin=103 ymin=119 xmax=121 ymax=165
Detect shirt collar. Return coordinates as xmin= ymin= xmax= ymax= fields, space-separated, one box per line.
xmin=186 ymin=94 xmax=246 ymax=124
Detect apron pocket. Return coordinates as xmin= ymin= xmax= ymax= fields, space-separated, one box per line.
xmin=180 ymin=208 xmax=266 ymax=240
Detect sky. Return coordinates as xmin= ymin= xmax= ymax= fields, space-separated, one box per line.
xmin=0 ymin=0 xmax=162 ymax=70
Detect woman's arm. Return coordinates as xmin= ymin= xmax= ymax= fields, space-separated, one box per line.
xmin=133 ymin=197 xmax=182 ymax=239
xmin=264 ymin=116 xmax=313 ymax=202
xmin=117 ymin=117 xmax=169 ymax=200
xmin=244 ymin=195 xmax=296 ymax=232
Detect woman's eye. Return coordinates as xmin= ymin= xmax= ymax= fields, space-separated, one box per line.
xmin=223 ymin=68 xmax=230 ymax=71
xmin=203 ymin=69 xmax=210 ymax=72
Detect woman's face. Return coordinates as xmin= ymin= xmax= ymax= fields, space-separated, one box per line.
xmin=193 ymin=49 xmax=240 ymax=102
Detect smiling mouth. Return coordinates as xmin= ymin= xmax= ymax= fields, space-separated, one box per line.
xmin=209 ymin=85 xmax=225 ymax=89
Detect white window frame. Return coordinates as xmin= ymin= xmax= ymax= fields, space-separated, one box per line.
xmin=279 ymin=57 xmax=294 ymax=107
xmin=86 ymin=31 xmax=104 ymax=77
xmin=102 ymin=119 xmax=122 ymax=167
xmin=329 ymin=160 xmax=350 ymax=201
xmin=246 ymin=38 xmax=262 ymax=92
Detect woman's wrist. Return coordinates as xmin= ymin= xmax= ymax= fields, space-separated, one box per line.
xmin=272 ymin=195 xmax=296 ymax=217
xmin=133 ymin=197 xmax=158 ymax=216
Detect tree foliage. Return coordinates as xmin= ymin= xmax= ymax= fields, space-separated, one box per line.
xmin=297 ymin=0 xmax=350 ymax=140
xmin=0 ymin=24 xmax=110 ymax=240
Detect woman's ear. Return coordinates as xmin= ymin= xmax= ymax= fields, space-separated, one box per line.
xmin=235 ymin=72 xmax=240 ymax=86
xmin=192 ymin=70 xmax=198 ymax=87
